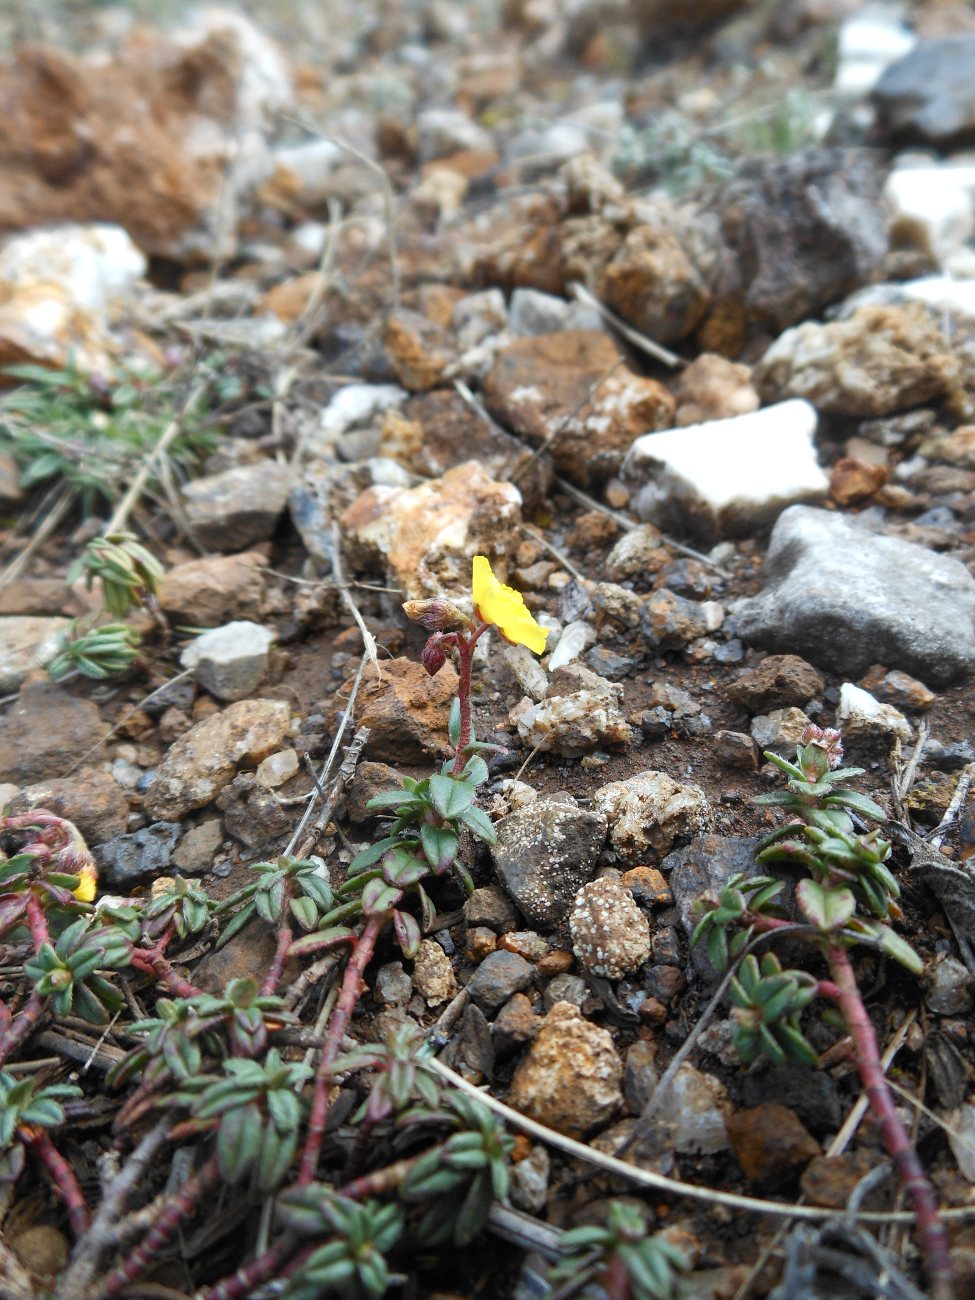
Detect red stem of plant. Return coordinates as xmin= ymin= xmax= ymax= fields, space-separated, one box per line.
xmin=337 ymin=1153 xmax=421 ymax=1199
xmin=604 ymin=1254 xmax=630 ymax=1300
xmin=26 ymin=893 xmax=51 ymax=953
xmin=99 ymin=1154 xmax=220 ymax=1297
xmin=262 ymin=923 xmax=293 ymax=998
xmin=451 ymin=622 xmax=488 ymax=775
xmin=826 ymin=944 xmax=954 ymax=1299
xmin=129 ymin=946 xmax=200 ymax=998
xmin=0 ymin=989 xmax=46 ymax=1067
xmin=196 ymin=1233 xmax=298 ymax=1300
xmin=298 ymin=912 xmax=385 ymax=1185
xmin=27 ymin=1128 xmax=90 ymax=1238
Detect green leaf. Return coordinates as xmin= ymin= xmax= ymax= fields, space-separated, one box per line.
xmin=420 ymin=824 xmax=458 ymax=872
xmin=458 ymin=804 xmax=496 ymax=844
xmin=289 ymin=896 xmax=319 ymax=932
xmin=795 ymin=879 xmax=855 ymax=931
xmin=869 ymin=923 xmax=924 ymax=974
xmin=429 ymin=774 xmax=476 ymax=820
xmin=823 ymin=789 xmax=887 ymax=821
xmin=460 ymin=754 xmax=489 ymax=786
xmin=448 ymin=697 xmax=461 ymax=747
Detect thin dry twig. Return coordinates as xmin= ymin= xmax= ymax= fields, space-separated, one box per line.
xmin=429 ymin=1057 xmax=975 ymax=1225
xmin=568 ymin=282 xmax=685 ymax=369
xmin=330 ymin=522 xmax=381 ymax=681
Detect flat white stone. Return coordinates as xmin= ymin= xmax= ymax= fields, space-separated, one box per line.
xmin=836 ymin=683 xmax=912 ymax=747
xmin=622 ymin=399 xmax=827 ymax=540
xmin=834 ymin=16 xmax=915 ymax=97
xmin=885 ymin=166 xmax=975 ymax=263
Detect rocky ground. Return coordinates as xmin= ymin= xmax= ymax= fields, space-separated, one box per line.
xmin=3 ymin=0 xmax=975 ymax=1296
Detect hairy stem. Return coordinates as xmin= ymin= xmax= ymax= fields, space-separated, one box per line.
xmin=299 ymin=912 xmax=385 ymax=1185
xmin=262 ymin=922 xmax=293 ymax=998
xmin=97 ymin=1154 xmax=220 ymax=1297
xmin=26 ymin=893 xmax=51 ymax=954
xmin=129 ymin=946 xmax=200 ymax=998
xmin=196 ymin=1232 xmax=298 ymax=1300
xmin=0 ymin=990 xmax=46 ymax=1067
xmin=451 ymin=622 xmax=488 ymax=775
xmin=27 ymin=1128 xmax=90 ymax=1238
xmin=827 ymin=944 xmax=954 ymax=1299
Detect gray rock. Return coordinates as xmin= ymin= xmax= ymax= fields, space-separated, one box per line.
xmin=751 ymin=707 xmax=812 ymax=758
xmin=732 ymin=506 xmax=975 ymax=685
xmin=926 ymin=954 xmax=973 ymax=1016
xmin=374 ymin=961 xmax=413 ymax=1006
xmin=709 ymin=149 xmax=887 ymax=336
xmin=0 ymin=681 xmax=104 ymax=785
xmin=492 ymin=798 xmax=608 ymax=927
xmin=543 ymin=973 xmax=588 ymax=1013
xmin=180 ymin=621 xmax=275 ymax=701
xmin=467 ymin=950 xmax=533 ymax=1014
xmin=742 ymin=1067 xmax=842 ymax=1137
xmin=96 ymin=822 xmax=182 ymax=885
xmin=0 ymin=616 xmax=70 ymax=693
xmin=182 ymin=461 xmax=291 ymax=551
xmin=171 ymin=818 xmax=224 ymax=873
xmin=463 ymin=885 xmax=522 ymax=934
xmin=873 ymin=37 xmax=975 ymax=150
xmin=667 ymin=835 xmax=763 ymax=980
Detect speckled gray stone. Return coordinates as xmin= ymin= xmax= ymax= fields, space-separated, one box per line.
xmin=733 ymin=506 xmax=975 ymax=685
xmin=570 ymin=876 xmax=651 ymax=978
xmin=491 ymin=798 xmax=608 ymax=927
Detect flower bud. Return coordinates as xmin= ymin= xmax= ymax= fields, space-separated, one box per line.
xmin=402 ymin=598 xmax=470 ymax=632
xmin=421 ymin=633 xmax=449 ymax=676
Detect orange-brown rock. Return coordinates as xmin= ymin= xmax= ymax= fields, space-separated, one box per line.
xmin=385 ymin=309 xmax=453 ymax=391
xmin=353 ymin=657 xmax=459 ymax=763
xmin=830 ymin=456 xmax=889 ymax=505
xmin=0 ymin=17 xmax=290 ymax=260
xmin=158 ymin=551 xmax=268 ymax=627
xmin=727 ymin=1103 xmax=821 ymax=1189
xmin=260 ymin=272 xmax=326 ymax=323
xmin=598 ymin=225 xmax=710 ymax=345
xmin=340 ymin=460 xmax=523 ymax=601
xmin=508 ymin=1000 xmax=623 ymax=1137
xmin=483 ymin=330 xmax=675 ymax=486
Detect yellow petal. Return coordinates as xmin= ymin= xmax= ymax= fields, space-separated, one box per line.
xmin=73 ymin=867 xmax=97 ymax=903
xmin=472 ymin=555 xmax=548 ymax=655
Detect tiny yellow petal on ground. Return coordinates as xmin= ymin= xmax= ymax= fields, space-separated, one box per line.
xmin=472 ymin=555 xmax=548 ymax=655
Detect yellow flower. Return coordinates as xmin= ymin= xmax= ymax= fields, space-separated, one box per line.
xmin=472 ymin=555 xmax=548 ymax=655
xmin=73 ymin=866 xmax=97 ymax=903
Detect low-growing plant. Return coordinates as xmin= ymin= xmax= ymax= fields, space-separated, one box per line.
xmin=692 ymin=726 xmax=953 ymax=1299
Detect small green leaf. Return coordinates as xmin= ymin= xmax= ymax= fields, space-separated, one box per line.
xmin=458 ymin=804 xmax=496 ymax=844
xmin=448 ymin=697 xmax=461 ymax=747
xmin=429 ymin=774 xmax=476 ymax=819
xmin=420 ymin=824 xmax=458 ymax=872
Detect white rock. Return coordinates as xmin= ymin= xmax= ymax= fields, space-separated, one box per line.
xmin=884 ymin=165 xmax=975 ymax=264
xmin=303 ymin=383 xmax=407 ymax=459
xmin=900 ymin=276 xmax=975 ymax=320
xmin=503 ymin=643 xmax=549 ymax=701
xmin=594 ymin=770 xmax=713 ymax=864
xmin=256 ymin=748 xmax=299 ymax=788
xmin=945 ymin=1101 xmax=975 ymax=1182
xmin=547 ymin=620 xmax=596 ymax=671
xmin=417 ymin=108 xmax=493 ymax=162
xmin=452 ymin=289 xmax=508 ymax=350
xmin=180 ymin=621 xmax=275 ymax=701
xmin=834 ymin=15 xmax=916 ymax=98
xmin=622 ymin=399 xmax=827 ymax=540
xmin=508 ymin=286 xmax=603 ymax=336
xmin=0 ymin=617 xmax=70 ymax=693
xmin=516 ymin=665 xmax=633 ymax=756
xmin=272 ymin=140 xmax=342 ymax=201
xmin=654 ymin=1064 xmax=731 ymax=1154
xmin=836 ymin=683 xmax=912 ymax=750
xmin=0 ymin=224 xmax=146 ymax=312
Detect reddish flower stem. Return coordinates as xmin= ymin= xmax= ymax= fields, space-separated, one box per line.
xmin=0 ymin=989 xmax=46 ymax=1067
xmin=129 ymin=946 xmax=200 ymax=998
xmin=451 ymin=622 xmax=488 ymax=775
xmin=604 ymin=1254 xmax=630 ymax=1300
xmin=298 ymin=912 xmax=386 ymax=1185
xmin=826 ymin=944 xmax=954 ymax=1299
xmin=26 ymin=1128 xmax=90 ymax=1238
xmin=99 ymin=1153 xmax=220 ymax=1297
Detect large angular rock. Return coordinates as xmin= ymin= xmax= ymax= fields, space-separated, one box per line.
xmin=182 ymin=461 xmax=292 ymax=551
xmin=754 ymin=304 xmax=958 ymax=418
xmin=0 ymin=617 xmax=70 ymax=693
xmin=341 ymin=461 xmax=523 ymax=602
xmin=597 ymin=225 xmax=710 ymax=346
xmin=872 ymin=36 xmax=975 ymax=150
xmin=144 ymin=698 xmax=292 ymax=821
xmin=703 ymin=150 xmax=888 ymax=349
xmin=492 ymin=797 xmax=607 ymax=927
xmin=622 ymin=399 xmax=827 ymax=541
xmin=0 ymin=16 xmax=292 ymax=261
xmin=353 ymin=657 xmax=458 ymax=763
xmin=483 ymin=331 xmax=675 ymax=487
xmin=158 ymin=551 xmax=268 ymax=627
xmin=508 ymin=1001 xmax=622 ymax=1137
xmin=594 ymin=770 xmax=713 ymax=865
xmin=733 ymin=506 xmax=975 ymax=685
xmin=514 ymin=664 xmax=633 ymax=757
xmin=0 ymin=680 xmax=103 ymax=784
